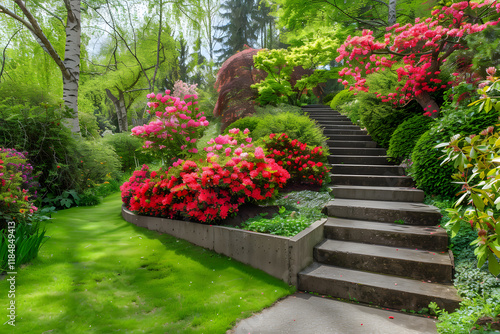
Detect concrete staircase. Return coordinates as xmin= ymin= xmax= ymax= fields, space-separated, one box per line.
xmin=298 ymin=105 xmax=461 ymax=312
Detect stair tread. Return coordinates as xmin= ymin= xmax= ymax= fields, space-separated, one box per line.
xmin=300 ymin=263 xmax=461 ymax=301
xmin=330 ymin=185 xmax=421 ymax=192
xmin=317 ymin=239 xmax=451 ymax=266
xmin=331 ymin=174 xmax=410 ymax=179
xmin=329 ymin=154 xmax=389 ymax=158
xmin=326 ymin=198 xmax=440 ymax=213
xmin=325 ymin=217 xmax=447 ymax=237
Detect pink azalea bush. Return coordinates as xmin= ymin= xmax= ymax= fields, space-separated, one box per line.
xmin=336 ymin=1 xmax=500 ymax=115
xmin=264 ymin=133 xmax=330 ymax=187
xmin=121 ymin=129 xmax=290 ymax=223
xmin=0 ymin=148 xmax=39 ymax=228
xmin=131 ymin=89 xmax=209 ymax=162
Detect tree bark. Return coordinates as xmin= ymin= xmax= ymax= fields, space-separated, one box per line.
xmin=106 ymin=88 xmax=128 ymax=132
xmin=388 ymin=0 xmax=397 ymax=26
xmin=62 ymin=0 xmax=81 ymax=132
xmin=415 ymin=91 xmax=440 ymax=118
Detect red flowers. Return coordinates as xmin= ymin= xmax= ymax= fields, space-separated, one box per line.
xmin=121 ymin=133 xmax=290 ymax=224
xmin=264 ymin=133 xmax=330 ymax=186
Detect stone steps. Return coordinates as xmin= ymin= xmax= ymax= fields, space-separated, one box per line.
xmin=330 ymin=174 xmax=414 ymax=187
xmin=324 ymin=218 xmax=448 ymax=251
xmin=298 ymin=263 xmax=461 ymax=313
xmin=329 ymin=147 xmax=387 ymax=156
xmin=330 ymin=185 xmax=423 ymax=201
xmin=328 ymin=155 xmax=392 ymax=165
xmin=329 ymin=164 xmax=405 ymax=176
xmin=323 ymin=198 xmax=442 ymax=226
xmin=314 ymin=239 xmax=453 ymax=283
xmin=327 ymin=140 xmax=378 ymax=148
xmin=298 ymin=105 xmax=460 ymax=313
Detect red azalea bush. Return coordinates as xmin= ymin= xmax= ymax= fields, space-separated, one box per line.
xmin=121 ymin=129 xmax=290 ymax=223
xmin=0 ymin=148 xmax=39 ymax=229
xmin=263 ymin=133 xmax=330 ymax=186
xmin=131 ymin=90 xmax=210 ymax=162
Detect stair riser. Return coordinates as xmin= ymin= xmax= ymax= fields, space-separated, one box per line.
xmin=323 ymin=205 xmax=441 ymax=226
xmin=298 ymin=275 xmax=460 ymax=312
xmin=314 ymin=248 xmax=453 ymax=283
xmin=328 ymin=155 xmax=391 ymax=165
xmin=330 ymin=176 xmax=414 ymax=187
xmin=322 ymin=125 xmax=361 ymax=131
xmin=330 ymin=165 xmax=405 ymax=176
xmin=318 ymin=120 xmax=352 ymax=124
xmin=324 ymin=130 xmax=367 ymax=135
xmin=323 ymin=225 xmax=448 ymax=252
xmin=330 ymin=187 xmax=423 ymax=202
xmin=329 ymin=148 xmax=386 ymax=156
xmin=328 ymin=141 xmax=378 ymax=148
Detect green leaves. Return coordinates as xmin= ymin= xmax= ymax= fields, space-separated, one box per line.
xmin=442 ymin=126 xmax=500 ymax=276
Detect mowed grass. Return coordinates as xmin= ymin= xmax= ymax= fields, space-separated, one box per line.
xmin=0 ymin=193 xmax=295 ymax=333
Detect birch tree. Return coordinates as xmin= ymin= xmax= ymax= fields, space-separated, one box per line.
xmin=0 ymin=0 xmax=82 ymax=132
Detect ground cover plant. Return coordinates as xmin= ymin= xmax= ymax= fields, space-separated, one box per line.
xmin=0 ymin=193 xmax=294 ymax=333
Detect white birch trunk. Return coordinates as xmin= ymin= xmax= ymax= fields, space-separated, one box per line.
xmin=388 ymin=0 xmax=397 ymax=26
xmin=62 ymin=0 xmax=81 ymax=133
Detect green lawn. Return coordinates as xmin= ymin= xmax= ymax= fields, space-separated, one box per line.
xmin=0 ymin=193 xmax=294 ymax=333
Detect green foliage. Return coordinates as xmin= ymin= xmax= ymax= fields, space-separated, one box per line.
xmin=411 ymin=130 xmax=459 ymax=198
xmin=78 ymin=112 xmax=101 ymax=139
xmin=0 ymin=221 xmax=48 ymax=272
xmin=251 ymin=112 xmax=328 ymax=147
xmin=241 ymin=206 xmax=313 ymax=237
xmin=224 ymin=117 xmax=262 ymax=135
xmin=330 ymin=89 xmax=354 ymax=109
xmin=0 ymin=101 xmax=81 ymax=196
xmin=388 ymin=114 xmax=434 ymax=160
xmin=103 ymin=133 xmax=154 ymax=172
xmin=454 ymin=260 xmax=500 ymax=300
xmin=441 ymin=126 xmax=500 ymax=276
xmin=322 ymin=93 xmax=336 ymax=104
xmin=78 ymin=140 xmax=122 ymax=188
xmin=241 ymin=190 xmax=330 ymax=236
xmin=252 ymin=38 xmax=338 ymax=106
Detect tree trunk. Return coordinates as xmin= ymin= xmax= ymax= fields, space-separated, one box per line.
xmin=415 ymin=91 xmax=440 ymax=118
xmin=62 ymin=0 xmax=81 ymax=133
xmin=106 ymin=89 xmax=128 ymax=132
xmin=388 ymin=0 xmax=397 ymax=26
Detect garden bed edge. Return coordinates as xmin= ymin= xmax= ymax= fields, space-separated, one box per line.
xmin=121 ymin=205 xmax=326 ymax=286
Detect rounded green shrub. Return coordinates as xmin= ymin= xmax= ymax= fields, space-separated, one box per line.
xmin=251 ymin=112 xmax=327 ymax=147
xmin=388 ymin=115 xmax=434 ymax=161
xmin=322 ymin=93 xmax=336 ymax=105
xmin=103 ymin=133 xmax=154 ymax=172
xmin=411 ymin=130 xmax=459 ymax=198
xmin=330 ymin=89 xmax=354 ymax=109
xmin=224 ymin=117 xmax=262 ymax=135
xmin=411 ymin=106 xmax=500 ymax=198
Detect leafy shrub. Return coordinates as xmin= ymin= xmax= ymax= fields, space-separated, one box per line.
xmin=322 ymin=92 xmax=336 ymax=105
xmin=0 ymin=148 xmax=39 ymax=229
xmin=224 ymin=117 xmax=262 ymax=135
xmin=78 ymin=112 xmax=100 ymax=139
xmin=330 ymin=89 xmax=354 ymax=109
xmin=78 ymin=140 xmax=122 ymax=189
xmin=251 ymin=112 xmax=327 ymax=147
xmin=0 ymin=220 xmax=48 ymax=272
xmin=103 ymin=133 xmax=154 ymax=172
xmin=241 ymin=206 xmax=312 ymax=237
xmin=255 ymin=104 xmax=303 ymax=117
xmin=121 ymin=130 xmax=290 ymax=223
xmin=0 ymin=102 xmax=82 ymax=196
xmin=410 ymin=105 xmax=500 ymax=199
xmin=411 ymin=130 xmax=459 ymax=198
xmin=264 ymin=133 xmax=330 ymax=186
xmin=388 ymin=114 xmax=434 ymax=161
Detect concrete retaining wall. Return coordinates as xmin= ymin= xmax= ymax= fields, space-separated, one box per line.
xmin=122 ymin=206 xmax=325 ymax=286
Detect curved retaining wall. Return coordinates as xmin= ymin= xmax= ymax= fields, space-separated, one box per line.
xmin=122 ymin=206 xmax=325 ymax=286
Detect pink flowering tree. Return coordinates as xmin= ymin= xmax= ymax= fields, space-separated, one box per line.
xmin=171 ymin=80 xmax=198 ymax=99
xmin=336 ymin=1 xmax=500 ymax=117
xmin=131 ymin=90 xmax=209 ymax=163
